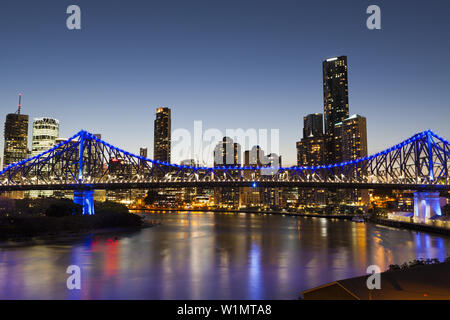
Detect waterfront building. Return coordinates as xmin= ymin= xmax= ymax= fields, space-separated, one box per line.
xmin=244 ymin=145 xmax=264 ymax=167
xmin=181 ymin=159 xmax=197 ymax=166
xmin=139 ymin=147 xmax=149 ymax=173
xmin=29 ymin=117 xmax=59 ymax=198
xmin=213 ymin=136 xmax=241 ymax=167
xmin=334 ymin=114 xmax=368 ymax=163
xmin=3 ymin=95 xmax=29 ymax=167
xmin=140 ymin=147 xmax=148 ymax=159
xmin=334 ymin=114 xmax=369 ymax=205
xmin=280 ymin=187 xmax=299 ymax=208
xmin=303 ymin=113 xmax=323 ymax=138
xmin=2 ymin=95 xmax=28 ymax=199
xmin=261 ymin=153 xmax=282 ymax=208
xmin=213 ymin=137 xmax=241 ymax=208
xmin=154 ymin=107 xmax=171 ymax=164
xmin=31 ymin=117 xmax=59 ymax=156
xmin=296 ymin=113 xmax=326 ymax=206
xmin=296 ymin=136 xmax=326 ymax=168
xmin=180 ymin=159 xmax=199 ymax=205
xmin=323 ymin=56 xmax=349 ymax=163
xmin=297 ymin=113 xmax=325 ymax=166
xmin=240 ymin=146 xmax=264 ymax=208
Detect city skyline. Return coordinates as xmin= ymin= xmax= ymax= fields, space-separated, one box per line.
xmin=2 ymin=1 xmax=450 ymax=304
xmin=1 ymin=1 xmax=450 ymax=166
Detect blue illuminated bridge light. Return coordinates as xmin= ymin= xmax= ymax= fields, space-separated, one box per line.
xmin=77 ymin=129 xmax=448 ymax=172
xmin=0 ymin=129 xmax=448 ymax=186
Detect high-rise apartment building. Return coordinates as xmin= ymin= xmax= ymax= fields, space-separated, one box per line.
xmin=241 ymin=147 xmax=262 ymax=208
xmin=323 ymin=56 xmax=349 ymax=163
xmin=140 ymin=147 xmax=148 ymax=158
xmin=244 ymin=145 xmax=264 ymax=167
xmin=297 ymin=113 xmax=326 ymax=167
xmin=334 ymin=114 xmax=368 ymax=162
xmin=334 ymin=114 xmax=368 ymax=205
xmin=296 ymin=114 xmax=326 ymax=206
xmin=3 ymin=94 xmax=29 ymax=167
xmin=213 ymin=137 xmax=241 ymax=167
xmin=31 ymin=118 xmax=59 ymax=156
xmin=154 ymin=107 xmax=171 ymax=163
xmin=261 ymin=153 xmax=282 ymax=208
xmin=323 ymin=56 xmax=349 ymax=135
xmin=296 ymin=137 xmax=325 ymax=167
xmin=303 ymin=113 xmax=323 ymax=139
xmin=29 ymin=117 xmax=59 ymax=198
xmin=213 ymin=137 xmax=241 ymax=208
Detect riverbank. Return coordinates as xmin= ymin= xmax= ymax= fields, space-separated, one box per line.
xmin=0 ymin=201 xmax=150 ymax=242
xmin=132 ymin=207 xmax=359 ymax=220
xmin=0 ymin=214 xmax=151 ymax=242
xmin=370 ymin=217 xmax=450 ymax=236
xmin=301 ymin=259 xmax=450 ymax=300
xmin=0 ymin=221 xmax=155 ymax=248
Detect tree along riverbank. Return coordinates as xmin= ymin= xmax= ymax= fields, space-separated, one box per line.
xmin=0 ymin=199 xmax=147 ymax=240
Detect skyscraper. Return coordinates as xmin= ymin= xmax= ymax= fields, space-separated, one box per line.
xmin=213 ymin=137 xmax=241 ymax=208
xmin=296 ymin=137 xmax=325 ymax=167
xmin=31 ymin=118 xmax=59 ymax=156
xmin=244 ymin=145 xmax=264 ymax=167
xmin=261 ymin=153 xmax=282 ymax=208
xmin=153 ymin=108 xmax=177 ymax=206
xmin=323 ymin=56 xmax=349 ymax=163
xmin=323 ymin=56 xmax=349 ymax=135
xmin=303 ymin=113 xmax=323 ymax=139
xmin=297 ymin=112 xmax=325 ymax=167
xmin=3 ymin=94 xmax=29 ymax=167
xmin=213 ymin=137 xmax=241 ymax=167
xmin=140 ymin=147 xmax=148 ymax=158
xmin=154 ymin=107 xmax=171 ymax=163
xmin=28 ymin=117 xmax=59 ymax=198
xmin=139 ymin=147 xmax=148 ymax=170
xmin=334 ymin=114 xmax=368 ymax=163
xmin=241 ymin=147 xmax=262 ymax=208
xmin=334 ymin=114 xmax=368 ymax=205
xmin=296 ymin=113 xmax=326 ymax=206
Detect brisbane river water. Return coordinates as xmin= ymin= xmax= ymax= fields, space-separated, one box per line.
xmin=0 ymin=211 xmax=450 ymax=299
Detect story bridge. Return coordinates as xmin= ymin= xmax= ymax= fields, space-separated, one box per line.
xmin=0 ymin=130 xmax=448 ymax=218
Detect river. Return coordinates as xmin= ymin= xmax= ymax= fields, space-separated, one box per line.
xmin=0 ymin=211 xmax=449 ymax=299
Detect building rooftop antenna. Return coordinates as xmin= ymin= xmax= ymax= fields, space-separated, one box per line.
xmin=17 ymin=93 xmax=22 ymax=114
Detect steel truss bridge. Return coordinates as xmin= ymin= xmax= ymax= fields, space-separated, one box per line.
xmin=0 ymin=130 xmax=449 ymax=193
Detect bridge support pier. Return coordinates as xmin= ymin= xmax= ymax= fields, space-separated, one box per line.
xmin=73 ymin=190 xmax=95 ymax=215
xmin=413 ymin=191 xmax=441 ymax=223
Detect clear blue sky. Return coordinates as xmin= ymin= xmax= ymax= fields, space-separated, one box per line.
xmin=1 ymin=0 xmax=449 ymax=166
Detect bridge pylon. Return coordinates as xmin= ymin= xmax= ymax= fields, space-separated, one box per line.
xmin=413 ymin=191 xmax=442 ymax=223
xmin=73 ymin=189 xmax=95 ymax=215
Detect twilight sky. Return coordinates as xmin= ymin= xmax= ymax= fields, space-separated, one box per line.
xmin=1 ymin=0 xmax=449 ymax=166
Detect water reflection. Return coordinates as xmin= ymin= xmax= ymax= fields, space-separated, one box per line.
xmin=0 ymin=211 xmax=449 ymax=299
